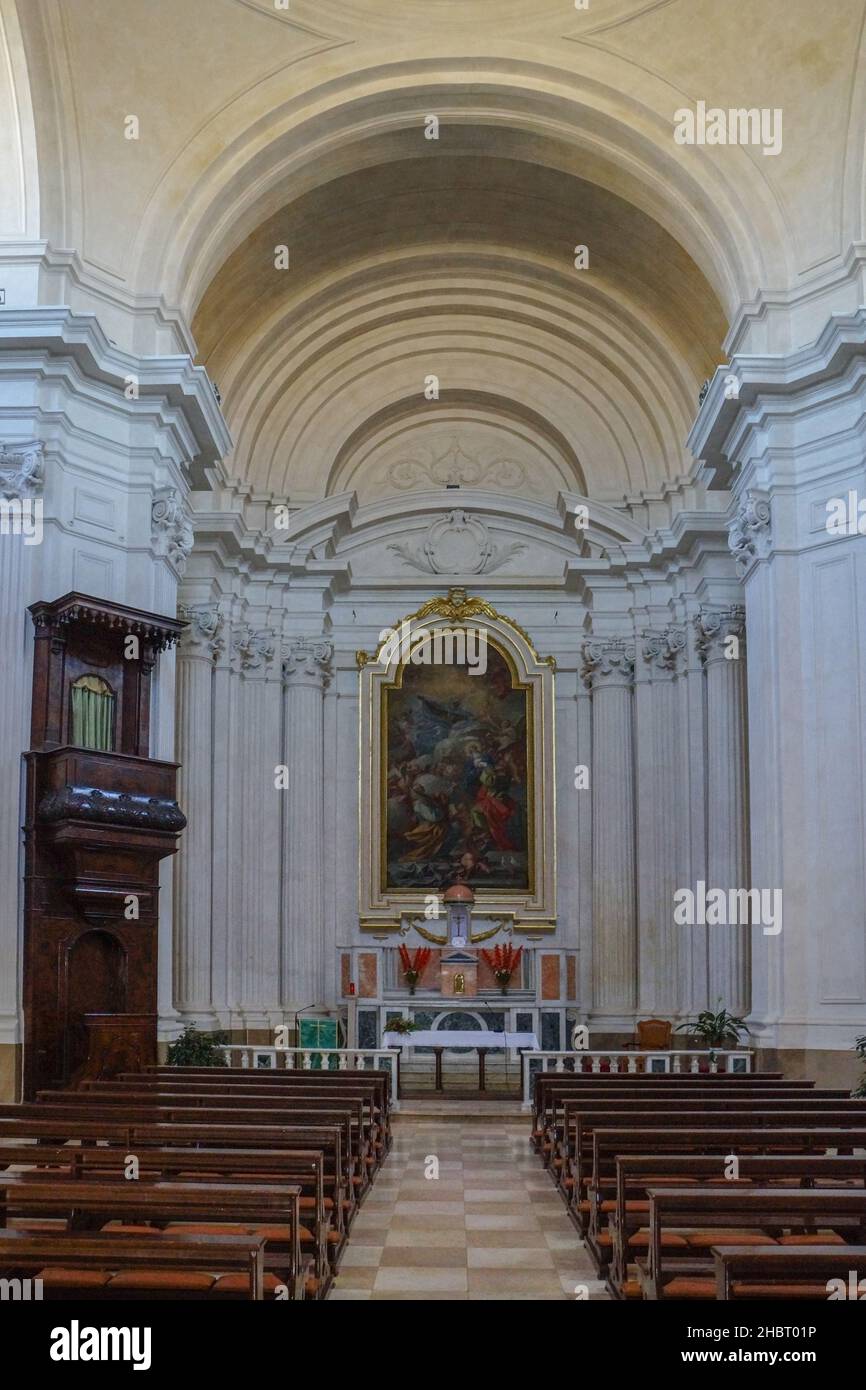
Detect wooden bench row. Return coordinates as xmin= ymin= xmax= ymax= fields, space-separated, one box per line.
xmin=0 ymin=1064 xmax=395 ymax=1300
xmin=529 ymin=1071 xmax=866 ymax=1300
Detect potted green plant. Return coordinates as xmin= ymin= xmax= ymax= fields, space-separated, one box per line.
xmin=676 ymin=1001 xmax=751 ymax=1050
xmin=167 ymin=1023 xmax=229 ymax=1067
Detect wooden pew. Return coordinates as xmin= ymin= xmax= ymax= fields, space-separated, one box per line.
xmin=73 ymin=1084 xmax=385 ymax=1172
xmin=63 ymin=1085 xmax=382 ymax=1179
xmin=638 ymin=1187 xmax=866 ymax=1299
xmin=531 ymin=1072 xmax=798 ymax=1142
xmin=0 ymin=1141 xmax=336 ymax=1287
xmin=1 ymin=1101 xmax=365 ymax=1194
xmin=565 ymin=1105 xmax=866 ymax=1200
xmin=0 ymin=1228 xmax=269 ymax=1300
xmin=104 ymin=1072 xmax=387 ymax=1119
xmin=0 ymin=1117 xmax=352 ymax=1232
xmin=0 ymin=1174 xmax=309 ymax=1299
xmin=149 ymin=1064 xmax=392 ymax=1110
xmin=536 ymin=1086 xmax=834 ymax=1158
xmin=140 ymin=1067 xmax=392 ymax=1128
xmin=713 ymin=1244 xmax=866 ymax=1300
xmin=601 ymin=1152 xmax=866 ymax=1296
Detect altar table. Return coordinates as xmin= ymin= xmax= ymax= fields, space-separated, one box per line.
xmin=382 ymin=1030 xmax=540 ymax=1093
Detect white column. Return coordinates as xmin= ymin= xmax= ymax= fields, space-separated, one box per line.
xmin=282 ymin=639 xmax=332 ymax=1010
xmin=232 ymin=624 xmax=280 ymax=1026
xmin=0 ymin=443 xmax=43 ymax=1076
xmin=582 ymin=639 xmax=637 ymax=1015
xmin=209 ymin=623 xmax=236 ymax=1027
xmin=637 ymin=628 xmax=687 ymax=1013
xmin=173 ymin=604 xmax=222 ymax=1024
xmin=697 ymin=605 xmax=750 ymax=1015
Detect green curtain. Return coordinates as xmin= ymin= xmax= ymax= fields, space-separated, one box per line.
xmin=71 ymin=678 xmax=115 ymax=751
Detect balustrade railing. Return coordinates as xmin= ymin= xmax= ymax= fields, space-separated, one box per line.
xmin=520 ymin=1048 xmax=753 ymax=1106
xmin=219 ymin=1045 xmax=401 ymax=1105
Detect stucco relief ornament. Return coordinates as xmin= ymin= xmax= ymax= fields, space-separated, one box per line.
xmin=232 ymin=625 xmax=275 ymax=671
xmin=642 ymin=627 xmax=686 ymax=672
xmin=581 ymin=638 xmax=635 ymax=689
xmin=728 ymin=491 xmax=771 ymax=577
xmin=178 ymin=603 xmax=224 ymax=660
xmin=387 ymin=435 xmax=526 ymax=491
xmin=388 ymin=509 xmax=526 ymax=575
xmin=0 ymin=440 xmax=45 ymax=499
xmin=694 ymin=605 xmax=746 ymax=663
xmin=282 ymin=639 xmax=333 ymax=687
xmin=151 ymin=487 xmax=195 ymax=576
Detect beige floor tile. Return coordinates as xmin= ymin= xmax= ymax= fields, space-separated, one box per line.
xmin=392 ymin=1200 xmax=465 ymax=1217
xmin=379 ymin=1245 xmax=468 ymax=1267
xmin=463 ymin=1189 xmax=528 ymax=1202
xmin=468 ymin=1292 xmax=563 ymax=1301
xmin=465 ymin=1214 xmax=541 ymax=1231
xmin=346 ymin=1225 xmax=392 ymax=1243
xmin=384 ymin=1227 xmax=469 ymax=1248
xmin=466 ymin=1229 xmax=550 ymax=1248
xmin=544 ymin=1230 xmax=583 ymax=1251
xmin=394 ymin=1183 xmax=464 ymax=1198
xmin=389 ymin=1214 xmax=467 ymax=1232
xmin=370 ymin=1291 xmax=469 ymax=1301
xmin=467 ymin=1247 xmax=557 ymax=1269
xmin=464 ymin=1202 xmax=534 ymax=1217
xmin=332 ymin=1267 xmax=378 ymax=1290
xmin=373 ymin=1267 xmax=469 ymax=1293
xmin=468 ymin=1269 xmax=564 ymax=1295
xmin=339 ymin=1245 xmax=384 ymax=1268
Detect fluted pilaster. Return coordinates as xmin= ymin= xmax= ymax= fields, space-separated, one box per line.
xmin=582 ymin=639 xmax=637 ymax=1013
xmin=636 ymin=629 xmax=687 ymax=1012
xmin=233 ymin=624 xmax=280 ymax=1022
xmin=282 ymin=640 xmax=332 ymax=1008
xmin=173 ymin=604 xmax=222 ymax=1021
xmin=0 ymin=443 xmax=43 ymax=1043
xmin=697 ymin=606 xmax=750 ymax=1014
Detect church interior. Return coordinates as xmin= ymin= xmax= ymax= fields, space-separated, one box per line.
xmin=1 ymin=0 xmax=866 ymax=1335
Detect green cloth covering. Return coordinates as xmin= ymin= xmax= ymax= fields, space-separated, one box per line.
xmin=71 ymin=678 xmax=115 ymax=751
xmin=299 ymin=1017 xmax=340 ymax=1069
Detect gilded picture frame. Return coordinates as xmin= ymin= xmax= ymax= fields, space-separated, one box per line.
xmin=357 ymin=590 xmax=556 ymax=925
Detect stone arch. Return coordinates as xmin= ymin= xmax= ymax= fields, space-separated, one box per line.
xmin=0 ymin=0 xmax=40 ymax=238
xmin=130 ymin=60 xmax=789 ymax=323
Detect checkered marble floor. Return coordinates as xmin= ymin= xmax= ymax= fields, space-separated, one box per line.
xmin=328 ymin=1117 xmax=610 ymax=1300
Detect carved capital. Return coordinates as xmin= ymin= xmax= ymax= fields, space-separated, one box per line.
xmin=178 ymin=603 xmax=224 ymax=660
xmin=728 ymin=490 xmax=771 ymax=577
xmin=0 ymin=440 xmax=45 ymax=499
xmin=642 ymin=626 xmax=687 ymax=674
xmin=695 ymin=605 xmax=746 ymax=664
xmin=283 ymin=638 xmax=333 ymax=689
xmin=152 ymin=487 xmax=195 ymax=576
xmin=581 ymin=638 xmax=635 ymax=690
xmin=232 ymin=624 xmax=276 ymax=672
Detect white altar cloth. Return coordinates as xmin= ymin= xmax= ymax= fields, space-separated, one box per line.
xmin=383 ymin=1030 xmax=539 ymax=1050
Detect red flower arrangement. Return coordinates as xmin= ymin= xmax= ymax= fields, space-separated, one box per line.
xmin=399 ymin=944 xmax=432 ymax=995
xmin=481 ymin=943 xmax=523 ymax=994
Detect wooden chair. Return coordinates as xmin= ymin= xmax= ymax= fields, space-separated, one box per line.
xmin=634 ymin=1019 xmax=672 ymax=1050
